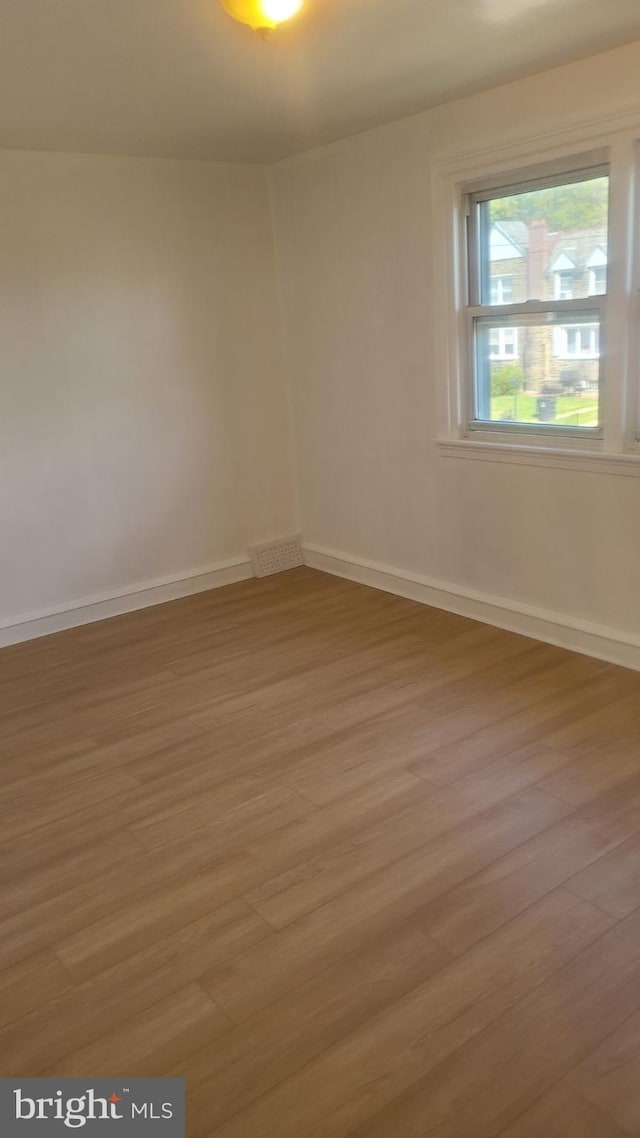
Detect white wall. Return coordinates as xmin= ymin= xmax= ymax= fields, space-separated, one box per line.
xmin=1 ymin=150 xmax=296 ymax=629
xmin=271 ymin=40 xmax=640 ymax=651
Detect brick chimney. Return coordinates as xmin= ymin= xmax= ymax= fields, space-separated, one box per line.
xmin=527 ymin=220 xmax=549 ymax=301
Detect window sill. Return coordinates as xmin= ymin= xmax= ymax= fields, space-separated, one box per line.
xmin=438 ymin=438 xmax=640 ymax=477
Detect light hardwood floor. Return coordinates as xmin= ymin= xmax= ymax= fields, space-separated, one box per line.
xmin=2 ymin=567 xmax=640 ymax=1136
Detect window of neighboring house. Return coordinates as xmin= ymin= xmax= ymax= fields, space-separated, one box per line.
xmin=554 ymin=269 xmax=574 ymax=300
xmin=490 ymin=275 xmax=513 ymax=304
xmin=489 ymin=327 xmax=518 ymax=359
xmin=554 ymin=323 xmax=600 ymax=359
xmin=465 ymin=162 xmax=608 ymax=434
xmin=589 ymin=265 xmax=607 ymax=295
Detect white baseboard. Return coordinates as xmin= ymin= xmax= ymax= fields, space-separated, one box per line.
xmin=6 ymin=542 xmax=638 ymax=671
xmin=303 ymin=543 xmax=640 ymax=673
xmin=0 ymin=557 xmax=254 ymax=649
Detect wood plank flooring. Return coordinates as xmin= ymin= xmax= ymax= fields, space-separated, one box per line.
xmin=2 ymin=566 xmax=640 ymax=1136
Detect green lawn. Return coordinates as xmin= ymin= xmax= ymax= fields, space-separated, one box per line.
xmin=490 ymin=394 xmax=599 ymax=427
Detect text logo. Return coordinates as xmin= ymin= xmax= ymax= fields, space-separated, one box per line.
xmin=0 ymin=1079 xmax=184 ymax=1136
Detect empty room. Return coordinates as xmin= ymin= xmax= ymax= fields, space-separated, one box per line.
xmin=3 ymin=0 xmax=640 ymax=1134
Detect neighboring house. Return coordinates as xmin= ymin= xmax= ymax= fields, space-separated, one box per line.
xmin=489 ymin=220 xmax=606 ymax=395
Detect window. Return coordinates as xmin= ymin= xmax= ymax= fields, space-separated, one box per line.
xmin=489 ymin=327 xmax=518 ymax=359
xmin=465 ymin=163 xmax=609 ymax=434
xmin=554 ymin=270 xmax=574 ymax=300
xmin=490 ymin=275 xmax=513 ymax=304
xmin=435 ymin=133 xmax=640 ymax=462
xmin=554 ymin=324 xmax=600 ymax=359
xmin=589 ymin=265 xmax=607 ymax=295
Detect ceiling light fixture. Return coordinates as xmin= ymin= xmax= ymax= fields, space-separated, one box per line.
xmin=220 ymin=0 xmax=304 ymax=37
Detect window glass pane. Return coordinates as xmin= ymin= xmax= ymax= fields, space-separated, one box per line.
xmin=475 ymin=316 xmax=600 ymax=428
xmin=480 ymin=175 xmax=609 ymax=306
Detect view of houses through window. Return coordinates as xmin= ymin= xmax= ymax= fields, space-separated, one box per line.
xmin=470 ymin=172 xmax=608 ymax=430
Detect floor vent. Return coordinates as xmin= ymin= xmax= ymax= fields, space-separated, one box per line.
xmin=248 ymin=535 xmax=304 ymax=578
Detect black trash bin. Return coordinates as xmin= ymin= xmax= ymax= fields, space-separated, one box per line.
xmin=537 ymin=396 xmax=557 ymax=422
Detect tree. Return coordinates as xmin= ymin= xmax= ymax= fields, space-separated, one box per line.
xmin=491 ymin=177 xmax=608 ymax=231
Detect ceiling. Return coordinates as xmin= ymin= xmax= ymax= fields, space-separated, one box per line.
xmin=2 ymin=0 xmax=640 ymax=164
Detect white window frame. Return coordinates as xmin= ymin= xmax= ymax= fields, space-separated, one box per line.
xmin=432 ymin=126 xmax=640 ymax=470
xmin=466 ymin=160 xmax=608 ymax=439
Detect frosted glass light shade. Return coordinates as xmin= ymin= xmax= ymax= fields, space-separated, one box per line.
xmin=221 ymin=0 xmax=304 ymax=32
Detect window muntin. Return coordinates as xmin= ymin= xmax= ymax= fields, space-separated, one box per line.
xmin=467 ymin=165 xmax=609 ymax=434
